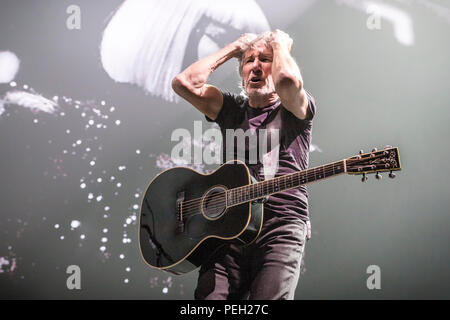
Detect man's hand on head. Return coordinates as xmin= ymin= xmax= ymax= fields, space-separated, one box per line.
xmin=269 ymin=29 xmax=293 ymax=52
xmin=231 ymin=33 xmax=258 ymax=58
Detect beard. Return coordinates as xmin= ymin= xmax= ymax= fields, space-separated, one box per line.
xmin=242 ymin=77 xmax=276 ymax=99
xmin=245 ymin=83 xmax=276 ymax=100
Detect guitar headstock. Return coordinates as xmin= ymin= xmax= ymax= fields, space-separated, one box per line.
xmin=346 ymin=146 xmax=401 ymax=181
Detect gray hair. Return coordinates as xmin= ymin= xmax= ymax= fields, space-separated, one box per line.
xmin=237 ymin=31 xmax=273 ymax=77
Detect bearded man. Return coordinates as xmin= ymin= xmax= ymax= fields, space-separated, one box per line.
xmin=172 ymin=29 xmax=316 ymax=300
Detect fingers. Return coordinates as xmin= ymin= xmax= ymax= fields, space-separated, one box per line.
xmin=269 ymin=29 xmax=293 ymax=51
xmin=241 ymin=33 xmax=257 ymax=44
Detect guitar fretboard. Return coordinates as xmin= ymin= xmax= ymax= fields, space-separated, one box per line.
xmin=227 ymin=160 xmax=346 ymax=206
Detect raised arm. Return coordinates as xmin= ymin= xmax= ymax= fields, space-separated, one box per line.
xmin=172 ymin=34 xmax=255 ymax=120
xmin=269 ymin=30 xmax=311 ymax=120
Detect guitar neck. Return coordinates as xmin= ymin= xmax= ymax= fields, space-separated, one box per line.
xmin=227 ymin=160 xmax=347 ymax=207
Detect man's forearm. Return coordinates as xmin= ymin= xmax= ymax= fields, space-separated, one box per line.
xmin=271 ymin=40 xmax=309 ymax=119
xmin=175 ymin=43 xmax=240 ymax=93
xmin=271 ymin=42 xmax=303 ymax=89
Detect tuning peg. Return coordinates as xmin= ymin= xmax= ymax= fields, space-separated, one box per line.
xmin=389 ymin=171 xmax=396 ymax=179
xmin=361 ymin=173 xmax=368 ymax=182
xmin=372 ymin=148 xmax=377 ymax=152
xmin=375 ymin=172 xmax=382 ymax=180
xmin=359 ymin=150 xmax=364 ymax=155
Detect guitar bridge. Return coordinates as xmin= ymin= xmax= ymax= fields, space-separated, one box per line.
xmin=176 ymin=191 xmax=185 ymax=234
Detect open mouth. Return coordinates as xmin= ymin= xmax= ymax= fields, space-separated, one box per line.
xmin=249 ymin=76 xmax=263 ymax=84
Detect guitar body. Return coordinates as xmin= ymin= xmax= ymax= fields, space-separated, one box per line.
xmin=138 ymin=146 xmax=402 ymax=275
xmin=139 ymin=160 xmax=264 ymax=275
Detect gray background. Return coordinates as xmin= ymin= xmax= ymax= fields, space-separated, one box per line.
xmin=0 ymin=0 xmax=449 ymax=299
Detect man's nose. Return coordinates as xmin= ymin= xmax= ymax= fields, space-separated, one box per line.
xmin=251 ymin=60 xmax=262 ymax=73
xmin=252 ymin=58 xmax=262 ymax=68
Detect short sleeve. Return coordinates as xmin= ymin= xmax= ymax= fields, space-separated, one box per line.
xmin=204 ymin=91 xmax=245 ymax=128
xmin=304 ymin=90 xmax=317 ymax=121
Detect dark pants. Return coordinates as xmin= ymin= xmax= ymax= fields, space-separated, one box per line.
xmin=194 ymin=215 xmax=308 ymax=300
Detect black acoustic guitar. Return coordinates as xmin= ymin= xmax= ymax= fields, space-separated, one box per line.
xmin=139 ymin=146 xmax=401 ymax=275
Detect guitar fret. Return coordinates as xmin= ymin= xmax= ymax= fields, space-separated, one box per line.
xmin=230 ymin=160 xmax=347 ymax=206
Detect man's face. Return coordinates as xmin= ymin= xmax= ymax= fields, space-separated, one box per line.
xmin=241 ymin=41 xmax=275 ymax=97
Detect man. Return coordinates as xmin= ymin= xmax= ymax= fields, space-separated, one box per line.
xmin=172 ymin=29 xmax=316 ymax=300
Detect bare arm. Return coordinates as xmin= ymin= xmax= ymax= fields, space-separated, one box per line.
xmin=269 ymin=30 xmax=311 ymax=120
xmin=172 ymin=34 xmax=255 ymax=120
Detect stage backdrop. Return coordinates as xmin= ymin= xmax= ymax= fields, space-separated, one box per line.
xmin=0 ymin=0 xmax=449 ymax=299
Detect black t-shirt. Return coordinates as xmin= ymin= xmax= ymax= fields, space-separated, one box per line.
xmin=206 ymin=91 xmax=316 ymax=222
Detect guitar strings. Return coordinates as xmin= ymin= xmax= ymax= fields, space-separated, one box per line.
xmin=180 ymin=156 xmax=387 ymax=216
xmin=180 ymin=155 xmax=383 ymax=212
xmin=180 ymin=158 xmax=347 ymax=208
xmin=180 ymin=156 xmax=389 ymax=218
xmin=181 ymin=167 xmax=327 ymax=218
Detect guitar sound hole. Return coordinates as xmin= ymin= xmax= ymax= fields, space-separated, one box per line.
xmin=201 ymin=186 xmax=227 ymax=220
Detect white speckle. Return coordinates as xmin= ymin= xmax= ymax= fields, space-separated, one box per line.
xmin=0 ymin=51 xmax=20 ymax=83
xmin=133 ymin=204 xmax=139 ymax=210
xmin=162 ymin=287 xmax=168 ymax=294
xmin=103 ymin=228 xmax=108 ymax=233
xmin=101 ymin=237 xmax=108 ymax=243
xmin=88 ymin=119 xmax=94 ymax=125
xmin=54 ymin=224 xmax=60 ymax=229
xmin=126 ymin=267 xmax=131 ymax=272
xmin=104 ymin=206 xmax=110 ymax=212
xmin=100 ymin=246 xmax=106 ymax=252
xmin=118 ymin=166 xmax=126 ymax=171
xmin=88 ymin=193 xmax=94 ymax=200
xmin=119 ymin=254 xmax=125 ymax=259
xmin=81 ymin=112 xmax=86 ymax=117
xmin=110 ymin=176 xmax=115 ymax=181
xmin=101 ymin=100 xmax=106 ymax=106
xmin=136 ymin=149 xmax=141 ymax=154
xmin=134 ymin=193 xmax=139 ymax=198
xmin=115 ymin=120 xmax=121 ymax=125
xmin=124 ymin=279 xmax=129 ymax=284
xmin=80 ymin=183 xmax=86 ymax=189
xmin=126 ymin=218 xmax=132 ymax=224
xmin=116 ymin=182 xmax=122 ymax=188
xmin=96 ymin=195 xmax=103 ymax=202
xmin=90 ymin=160 xmax=96 ymax=166
xmin=131 ymin=216 xmax=136 ymax=221
xmin=66 ymin=129 xmax=71 ymax=134
xmin=33 ymin=119 xmax=38 ymax=124
xmin=80 ymin=234 xmax=85 ymax=240
xmin=110 ymin=107 xmax=115 ymax=112
xmin=70 ymin=220 xmax=81 ymax=229
xmin=76 ymin=140 xmax=82 ymax=145
xmin=60 ymin=235 xmax=65 ymax=240
xmin=97 ymin=177 xmax=102 ymax=183
xmin=10 ymin=81 xmax=17 ymax=87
